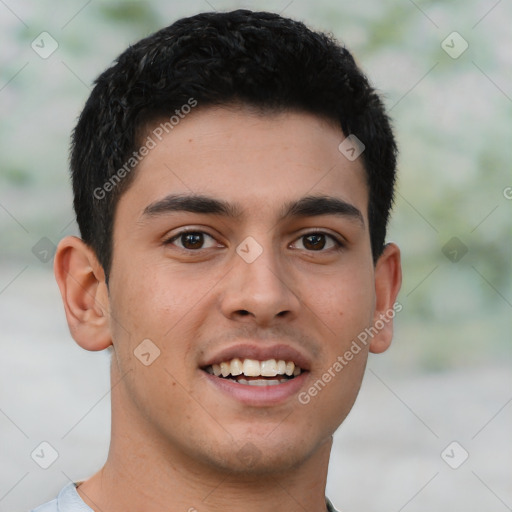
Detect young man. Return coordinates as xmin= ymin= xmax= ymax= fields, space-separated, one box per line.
xmin=32 ymin=9 xmax=401 ymax=512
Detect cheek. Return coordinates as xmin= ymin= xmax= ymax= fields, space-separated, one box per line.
xmin=301 ymin=275 xmax=373 ymax=429
xmin=110 ymin=261 xmax=201 ymax=338
xmin=107 ymin=264 xmax=202 ymax=415
xmin=108 ymin=259 xmax=219 ymax=385
xmin=306 ymin=267 xmax=375 ymax=339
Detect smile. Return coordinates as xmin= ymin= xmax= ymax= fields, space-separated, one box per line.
xmin=204 ymin=358 xmax=302 ymax=387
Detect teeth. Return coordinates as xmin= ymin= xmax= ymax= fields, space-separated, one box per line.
xmin=260 ymin=359 xmax=277 ymax=377
xmin=230 ymin=358 xmax=243 ymax=376
xmin=237 ymin=378 xmax=288 ymax=386
xmin=206 ymin=358 xmax=301 ymax=378
xmin=243 ymin=359 xmax=261 ymax=377
xmin=220 ymin=361 xmax=231 ymax=377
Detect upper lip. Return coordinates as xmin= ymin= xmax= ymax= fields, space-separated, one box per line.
xmin=200 ymin=343 xmax=311 ymax=371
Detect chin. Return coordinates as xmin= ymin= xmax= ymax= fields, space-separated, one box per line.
xmin=199 ymin=436 xmax=320 ymax=477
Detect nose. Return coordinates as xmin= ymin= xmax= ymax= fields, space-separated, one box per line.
xmin=219 ymin=238 xmax=301 ymax=326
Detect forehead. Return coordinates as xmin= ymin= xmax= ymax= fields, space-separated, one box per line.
xmin=117 ymin=106 xmax=369 ymax=225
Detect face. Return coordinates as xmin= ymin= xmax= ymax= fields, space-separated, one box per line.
xmin=106 ymin=106 xmax=383 ymax=474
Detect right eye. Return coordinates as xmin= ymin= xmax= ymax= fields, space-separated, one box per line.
xmin=164 ymin=230 xmax=221 ymax=251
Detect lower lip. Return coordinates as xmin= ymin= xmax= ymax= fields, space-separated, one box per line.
xmin=201 ymin=370 xmax=309 ymax=406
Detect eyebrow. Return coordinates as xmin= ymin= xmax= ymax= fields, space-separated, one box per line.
xmin=141 ymin=193 xmax=364 ymax=226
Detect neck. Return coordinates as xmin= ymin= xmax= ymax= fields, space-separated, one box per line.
xmin=77 ymin=407 xmax=332 ymax=511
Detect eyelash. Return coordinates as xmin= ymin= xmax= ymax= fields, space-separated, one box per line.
xmin=164 ymin=228 xmax=345 ymax=252
xmin=292 ymin=231 xmax=345 ymax=252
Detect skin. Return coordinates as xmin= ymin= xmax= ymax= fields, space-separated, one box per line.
xmin=54 ymin=105 xmax=401 ymax=512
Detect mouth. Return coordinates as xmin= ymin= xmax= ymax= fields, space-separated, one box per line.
xmin=202 ymin=358 xmax=304 ymax=387
xmin=199 ymin=344 xmax=311 ymax=405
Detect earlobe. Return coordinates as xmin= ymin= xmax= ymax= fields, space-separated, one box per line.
xmin=369 ymin=242 xmax=402 ymax=354
xmin=54 ymin=236 xmax=112 ymax=351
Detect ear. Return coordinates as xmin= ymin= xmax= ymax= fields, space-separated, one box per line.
xmin=54 ymin=236 xmax=112 ymax=351
xmin=369 ymin=242 xmax=402 ymax=354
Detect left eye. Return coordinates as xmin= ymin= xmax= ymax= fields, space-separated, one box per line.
xmin=166 ymin=231 xmax=219 ymax=250
xmin=291 ymin=232 xmax=342 ymax=251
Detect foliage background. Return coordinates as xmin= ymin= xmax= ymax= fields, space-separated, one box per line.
xmin=1 ymin=1 xmax=510 ymax=510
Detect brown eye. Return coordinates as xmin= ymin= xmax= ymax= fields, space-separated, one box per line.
xmin=303 ymin=233 xmax=326 ymax=250
xmin=180 ymin=232 xmax=204 ymax=249
xmin=166 ymin=230 xmax=218 ymax=250
xmin=291 ymin=232 xmax=342 ymax=252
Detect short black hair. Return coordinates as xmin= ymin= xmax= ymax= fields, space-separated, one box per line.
xmin=71 ymin=9 xmax=397 ymax=281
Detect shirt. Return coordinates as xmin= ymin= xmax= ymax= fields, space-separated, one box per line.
xmin=30 ymin=482 xmax=341 ymax=511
